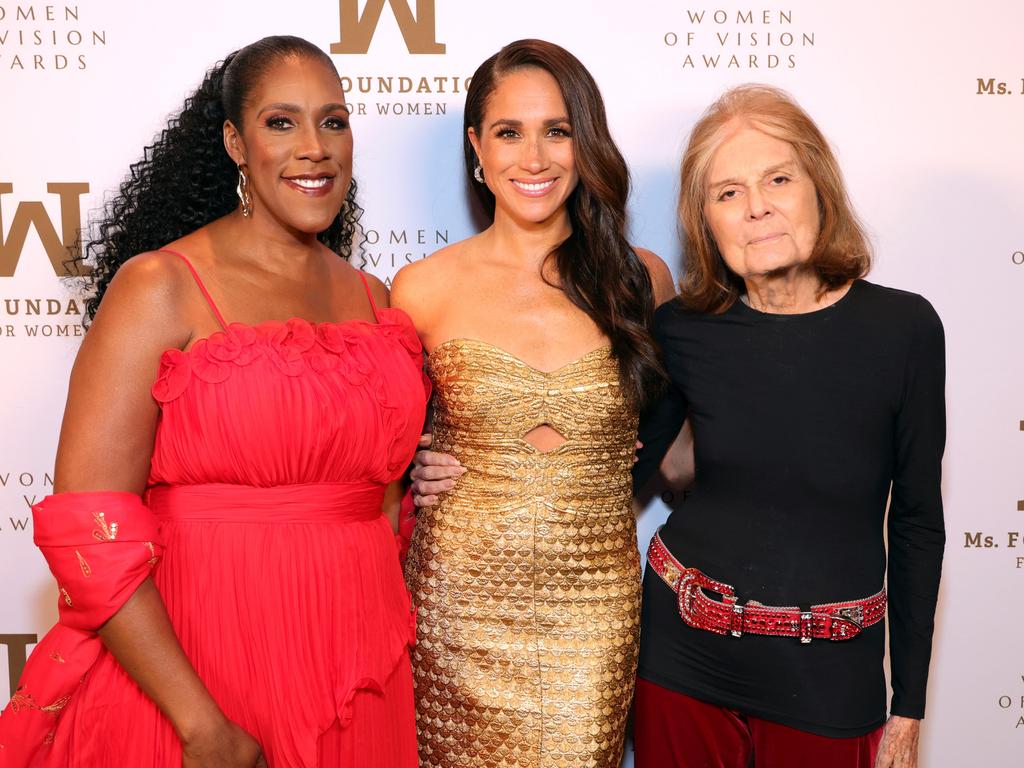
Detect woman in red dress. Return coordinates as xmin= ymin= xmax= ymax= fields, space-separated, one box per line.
xmin=0 ymin=36 xmax=427 ymax=767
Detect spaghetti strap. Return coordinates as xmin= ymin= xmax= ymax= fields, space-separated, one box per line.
xmin=159 ymin=248 xmax=231 ymax=332
xmin=356 ymin=269 xmax=381 ymax=323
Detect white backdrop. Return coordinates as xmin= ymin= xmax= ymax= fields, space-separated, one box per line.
xmin=2 ymin=1 xmax=1023 ymax=765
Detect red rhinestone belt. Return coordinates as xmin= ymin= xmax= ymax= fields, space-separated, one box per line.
xmin=647 ymin=530 xmax=886 ymax=644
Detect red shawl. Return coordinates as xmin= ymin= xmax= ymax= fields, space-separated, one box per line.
xmin=0 ymin=492 xmax=163 ymax=767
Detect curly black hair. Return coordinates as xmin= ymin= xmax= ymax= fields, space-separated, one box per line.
xmin=77 ymin=36 xmax=362 ymax=321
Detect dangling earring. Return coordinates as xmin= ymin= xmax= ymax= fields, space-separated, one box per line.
xmin=236 ymin=164 xmax=253 ymax=217
xmin=473 ymin=163 xmax=485 ymax=184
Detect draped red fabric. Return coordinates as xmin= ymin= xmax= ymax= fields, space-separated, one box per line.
xmin=0 ymin=492 xmax=163 ymax=767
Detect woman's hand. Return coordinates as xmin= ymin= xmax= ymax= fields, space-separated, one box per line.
xmin=410 ymin=433 xmax=465 ymax=508
xmin=181 ymin=716 xmax=266 ymax=768
xmin=873 ymin=715 xmax=920 ymax=768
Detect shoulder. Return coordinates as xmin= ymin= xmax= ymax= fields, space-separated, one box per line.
xmin=318 ymin=246 xmax=390 ymax=309
xmin=75 ymin=251 xmax=197 ymax=374
xmin=649 ymin=296 xmax=717 ymax=352
xmin=634 ymin=247 xmax=676 ymax=306
xmin=98 ymin=250 xmax=196 ymax=320
xmin=653 ymin=293 xmax=716 ymax=326
xmin=391 ymin=240 xmax=469 ymax=309
xmin=358 ymin=268 xmax=390 ymax=309
xmin=854 ymin=280 xmax=943 ymax=332
xmin=851 ymin=281 xmax=944 ymax=371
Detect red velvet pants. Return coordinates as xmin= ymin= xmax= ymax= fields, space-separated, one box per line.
xmin=633 ymin=677 xmax=883 ymax=768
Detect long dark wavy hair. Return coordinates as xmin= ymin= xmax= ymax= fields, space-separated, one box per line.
xmin=77 ymin=35 xmax=362 ymax=321
xmin=464 ymin=39 xmax=663 ymax=406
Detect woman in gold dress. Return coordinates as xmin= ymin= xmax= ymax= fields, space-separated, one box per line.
xmin=391 ymin=40 xmax=675 ymax=767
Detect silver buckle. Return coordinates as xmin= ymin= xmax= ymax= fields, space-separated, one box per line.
xmin=836 ymin=605 xmax=864 ymax=627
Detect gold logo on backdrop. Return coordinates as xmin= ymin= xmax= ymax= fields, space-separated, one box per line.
xmin=332 ymin=0 xmax=445 ymax=54
xmin=0 ymin=183 xmax=90 ymax=277
xmin=0 ymin=634 xmax=37 ymax=701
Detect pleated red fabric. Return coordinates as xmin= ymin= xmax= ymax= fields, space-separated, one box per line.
xmin=60 ymin=253 xmax=429 ymax=767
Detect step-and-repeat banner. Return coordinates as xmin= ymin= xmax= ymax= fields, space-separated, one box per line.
xmin=1 ymin=1 xmax=1022 ymax=764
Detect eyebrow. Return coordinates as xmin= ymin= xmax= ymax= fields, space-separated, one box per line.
xmin=257 ymin=102 xmax=351 ymax=117
xmin=487 ymin=116 xmax=571 ymax=130
xmin=708 ymin=162 xmax=796 ymax=191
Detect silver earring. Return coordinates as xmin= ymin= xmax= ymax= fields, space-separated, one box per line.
xmin=473 ymin=163 xmax=484 ymax=184
xmin=236 ymin=164 xmax=253 ymax=217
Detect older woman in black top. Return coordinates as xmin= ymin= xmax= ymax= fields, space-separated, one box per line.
xmin=631 ymin=85 xmax=944 ymax=768
xmin=412 ymin=84 xmax=944 ymax=768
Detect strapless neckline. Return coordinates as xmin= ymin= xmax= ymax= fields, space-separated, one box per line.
xmin=428 ymin=337 xmax=612 ymax=376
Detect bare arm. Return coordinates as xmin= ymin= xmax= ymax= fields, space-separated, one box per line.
xmin=635 ymin=248 xmax=677 ymax=307
xmin=382 ymin=480 xmax=405 ymax=531
xmin=659 ymin=418 xmax=695 ymax=490
xmin=55 ymin=253 xmax=262 ymax=766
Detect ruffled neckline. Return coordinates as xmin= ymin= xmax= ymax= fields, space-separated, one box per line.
xmin=152 ymin=309 xmax=423 ymax=403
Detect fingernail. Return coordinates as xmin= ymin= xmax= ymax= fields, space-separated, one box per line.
xmin=456 ymin=467 xmax=467 ymax=475
xmin=445 ymin=480 xmax=455 ymax=489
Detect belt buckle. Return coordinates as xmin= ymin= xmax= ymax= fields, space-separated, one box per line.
xmin=836 ymin=605 xmax=864 ymax=626
xmin=825 ymin=604 xmax=865 ymax=641
xmin=677 ymin=568 xmax=740 ymax=637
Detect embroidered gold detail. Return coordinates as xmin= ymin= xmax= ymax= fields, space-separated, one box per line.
xmin=145 ymin=541 xmax=158 ymax=567
xmin=75 ymin=550 xmax=92 ymax=577
xmin=60 ymin=587 xmax=72 ymax=607
xmin=43 ymin=732 xmax=56 ymax=745
xmin=8 ymin=689 xmax=71 ymax=717
xmin=49 ymin=651 xmax=66 ymax=664
xmin=91 ymin=511 xmax=119 ymax=542
xmin=9 ymin=690 xmax=36 ymax=713
xmin=39 ymin=696 xmax=71 ymax=714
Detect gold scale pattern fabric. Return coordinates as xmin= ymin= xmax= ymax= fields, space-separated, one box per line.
xmin=406 ymin=339 xmax=641 ymax=768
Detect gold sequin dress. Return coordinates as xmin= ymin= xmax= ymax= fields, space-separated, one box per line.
xmin=406 ymin=338 xmax=641 ymax=768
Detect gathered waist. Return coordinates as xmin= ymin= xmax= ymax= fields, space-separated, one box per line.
xmin=147 ymin=482 xmax=385 ymax=524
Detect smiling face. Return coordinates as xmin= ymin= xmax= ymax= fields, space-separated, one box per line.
xmin=224 ymin=54 xmax=353 ymax=236
xmin=704 ymin=123 xmax=821 ymax=281
xmin=468 ymin=67 xmax=578 ymax=228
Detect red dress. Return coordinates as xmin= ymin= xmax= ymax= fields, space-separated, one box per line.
xmin=67 ymin=251 xmax=428 ymax=766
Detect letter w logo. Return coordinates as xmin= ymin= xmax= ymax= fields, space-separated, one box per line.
xmin=0 ymin=183 xmax=91 ymax=277
xmin=332 ymin=0 xmax=445 ymax=54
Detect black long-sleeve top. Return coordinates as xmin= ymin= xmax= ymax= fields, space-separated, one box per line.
xmin=633 ymin=279 xmax=945 ymax=737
